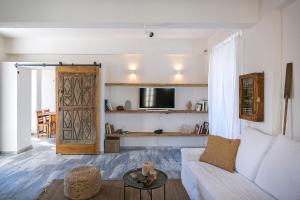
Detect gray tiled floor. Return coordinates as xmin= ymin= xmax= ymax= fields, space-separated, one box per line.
xmin=0 ymin=137 xmax=181 ymax=200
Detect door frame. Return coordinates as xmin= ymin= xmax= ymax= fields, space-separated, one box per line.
xmin=56 ymin=66 xmax=100 ymax=154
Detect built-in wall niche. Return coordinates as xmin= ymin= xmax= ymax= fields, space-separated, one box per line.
xmin=104 ymin=83 xmax=208 ymax=134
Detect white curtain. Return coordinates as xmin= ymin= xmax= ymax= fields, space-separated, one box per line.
xmin=208 ymin=32 xmax=241 ymax=139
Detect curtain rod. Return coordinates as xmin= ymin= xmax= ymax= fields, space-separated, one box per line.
xmin=15 ymin=62 xmax=101 ymax=68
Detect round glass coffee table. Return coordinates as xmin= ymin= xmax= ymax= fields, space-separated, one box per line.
xmin=123 ymin=168 xmax=168 ymax=200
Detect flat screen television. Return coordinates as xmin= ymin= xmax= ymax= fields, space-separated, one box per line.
xmin=139 ymin=88 xmax=175 ymax=109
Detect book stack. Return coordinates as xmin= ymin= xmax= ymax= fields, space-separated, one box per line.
xmin=194 ymin=121 xmax=209 ymax=135
xmin=105 ymin=123 xmax=114 ymax=135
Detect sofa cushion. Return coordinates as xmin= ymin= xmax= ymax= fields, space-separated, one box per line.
xmin=235 ymin=127 xmax=275 ymax=181
xmin=255 ymin=135 xmax=300 ymax=200
xmin=200 ymin=135 xmax=241 ymax=172
xmin=181 ymin=148 xmax=205 ymax=163
xmin=183 ymin=160 xmax=275 ymax=200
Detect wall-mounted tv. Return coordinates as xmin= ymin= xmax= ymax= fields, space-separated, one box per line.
xmin=139 ymin=88 xmax=175 ymax=109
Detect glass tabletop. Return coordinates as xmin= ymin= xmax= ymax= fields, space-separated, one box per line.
xmin=123 ymin=168 xmax=168 ymax=190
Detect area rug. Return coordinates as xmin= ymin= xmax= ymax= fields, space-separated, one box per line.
xmin=35 ymin=179 xmax=190 ymax=200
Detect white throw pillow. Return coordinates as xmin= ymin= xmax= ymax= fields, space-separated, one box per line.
xmin=255 ymin=135 xmax=300 ymax=200
xmin=235 ymin=127 xmax=275 ymax=181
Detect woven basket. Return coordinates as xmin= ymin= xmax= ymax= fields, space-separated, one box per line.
xmin=64 ymin=166 xmax=101 ymax=200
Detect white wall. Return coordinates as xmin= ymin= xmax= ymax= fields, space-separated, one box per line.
xmin=41 ymin=69 xmax=56 ymax=112
xmin=0 ymin=35 xmax=4 ymax=60
xmin=0 ymin=63 xmax=18 ymax=152
xmin=282 ymin=0 xmax=300 ymax=141
xmin=30 ymin=70 xmax=44 ymax=133
xmin=242 ymin=10 xmax=282 ymax=135
xmin=0 ymin=35 xmax=5 ymax=151
xmin=17 ymin=68 xmax=32 ymax=151
xmin=0 ymin=63 xmax=32 ymax=153
xmin=31 ymin=70 xmax=37 ymax=133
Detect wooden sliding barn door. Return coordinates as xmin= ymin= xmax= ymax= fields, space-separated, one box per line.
xmin=56 ymin=66 xmax=99 ymax=154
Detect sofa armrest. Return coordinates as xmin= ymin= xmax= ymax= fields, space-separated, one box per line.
xmin=181 ymin=148 xmax=205 ymax=163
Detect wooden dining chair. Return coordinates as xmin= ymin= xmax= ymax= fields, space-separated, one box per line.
xmin=43 ymin=108 xmax=51 ymax=124
xmin=48 ymin=114 xmax=56 ymax=138
xmin=36 ymin=110 xmax=49 ymax=138
xmin=43 ymin=109 xmax=50 ymax=113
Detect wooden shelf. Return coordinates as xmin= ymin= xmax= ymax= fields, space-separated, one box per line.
xmin=105 ymin=109 xmax=208 ymax=114
xmin=107 ymin=132 xmax=208 ymax=137
xmin=105 ymin=83 xmax=208 ymax=87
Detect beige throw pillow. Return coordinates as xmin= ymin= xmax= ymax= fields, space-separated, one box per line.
xmin=200 ymin=135 xmax=241 ymax=172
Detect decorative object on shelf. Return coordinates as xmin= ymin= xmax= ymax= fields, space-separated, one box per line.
xmin=105 ymin=123 xmax=114 ymax=135
xmin=283 ymin=63 xmax=293 ymax=135
xmin=195 ymin=101 xmax=203 ymax=112
xmin=180 ymin=124 xmax=193 ymax=134
xmin=105 ymin=99 xmax=113 ymax=111
xmin=186 ymin=100 xmax=193 ymax=110
xmin=194 ymin=124 xmax=200 ymax=134
xmin=115 ymin=129 xmax=123 ymax=134
xmin=105 ymin=99 xmax=109 ymax=111
xmin=116 ymin=105 xmax=125 ymax=111
xmin=201 ymin=121 xmax=209 ymax=135
xmin=115 ymin=129 xmax=128 ymax=135
xmin=203 ymin=100 xmax=208 ymax=112
xmin=64 ymin=165 xmax=101 ymax=200
xmin=239 ymin=72 xmax=264 ymax=121
xmin=195 ymin=99 xmax=208 ymax=112
xmin=124 ymin=100 xmax=132 ymax=110
xmin=194 ymin=122 xmax=209 ymax=135
xmin=105 ymin=123 xmax=110 ymax=135
xmin=142 ymin=161 xmax=154 ymax=176
xmin=154 ymin=129 xmax=163 ymax=134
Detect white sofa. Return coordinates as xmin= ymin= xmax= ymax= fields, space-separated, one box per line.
xmin=181 ymin=127 xmax=300 ymax=200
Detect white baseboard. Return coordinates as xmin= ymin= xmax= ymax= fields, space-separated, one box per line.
xmin=0 ymin=145 xmax=33 ymax=155
xmin=17 ymin=145 xmax=33 ymax=154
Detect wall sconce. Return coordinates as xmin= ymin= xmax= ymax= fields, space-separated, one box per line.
xmin=130 ymin=69 xmax=137 ymax=75
xmin=174 ymin=69 xmax=183 ymax=81
xmin=174 ymin=64 xmax=182 ymax=71
xmin=129 ymin=68 xmax=138 ymax=81
xmin=129 ymin=64 xmax=137 ymax=71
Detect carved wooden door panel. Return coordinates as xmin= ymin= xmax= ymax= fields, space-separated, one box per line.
xmin=56 ymin=66 xmax=99 ymax=154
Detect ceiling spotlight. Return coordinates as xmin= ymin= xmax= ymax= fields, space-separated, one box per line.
xmin=144 ymin=25 xmax=154 ymax=38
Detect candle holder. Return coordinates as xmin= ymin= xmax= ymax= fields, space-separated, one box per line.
xmin=142 ymin=161 xmax=154 ymax=176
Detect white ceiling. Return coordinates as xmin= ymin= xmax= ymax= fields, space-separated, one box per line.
xmin=0 ymin=28 xmax=217 ymax=40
